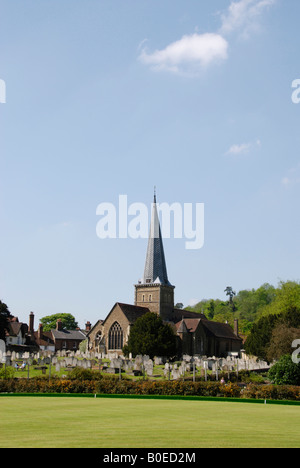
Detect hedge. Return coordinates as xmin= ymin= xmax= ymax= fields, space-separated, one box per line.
xmin=241 ymin=383 xmax=300 ymax=401
xmin=0 ymin=378 xmax=300 ymax=401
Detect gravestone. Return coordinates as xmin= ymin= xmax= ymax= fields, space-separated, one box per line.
xmin=134 ymin=356 xmax=143 ymax=371
xmin=0 ymin=340 xmax=5 ymax=362
xmin=154 ymin=357 xmax=163 ymax=365
xmin=144 ymin=359 xmax=153 ymax=376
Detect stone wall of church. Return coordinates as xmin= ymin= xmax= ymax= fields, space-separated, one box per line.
xmin=135 ymin=284 xmax=161 ymax=315
xmin=88 ymin=304 xmax=131 ymax=355
xmin=101 ymin=304 xmax=131 ymax=354
xmin=135 ymin=284 xmax=175 ymax=321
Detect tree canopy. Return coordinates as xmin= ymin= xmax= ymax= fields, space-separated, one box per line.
xmin=185 ymin=280 xmax=300 ymax=361
xmin=123 ymin=312 xmax=177 ymax=359
xmin=0 ymin=300 xmax=12 ymax=341
xmin=40 ymin=313 xmax=78 ymax=332
xmin=185 ymin=281 xmax=299 ymax=334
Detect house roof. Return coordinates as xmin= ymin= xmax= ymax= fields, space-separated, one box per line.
xmin=33 ymin=331 xmax=55 ymax=347
xmin=6 ymin=321 xmax=27 ymax=337
xmin=51 ymin=328 xmax=86 ymax=341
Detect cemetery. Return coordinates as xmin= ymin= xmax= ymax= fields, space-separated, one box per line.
xmin=2 ymin=347 xmax=300 ymax=401
xmin=0 ymin=348 xmax=270 ymax=381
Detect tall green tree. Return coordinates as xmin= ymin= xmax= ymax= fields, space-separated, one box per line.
xmin=224 ymin=286 xmax=236 ymax=304
xmin=123 ymin=312 xmax=177 ymax=359
xmin=40 ymin=313 xmax=78 ymax=332
xmin=244 ymin=305 xmax=300 ymax=361
xmin=0 ymin=300 xmax=12 ymax=341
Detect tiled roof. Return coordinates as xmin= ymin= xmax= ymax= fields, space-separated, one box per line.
xmin=174 ymin=315 xmax=242 ymax=341
xmin=172 ymin=308 xmax=207 ymax=322
xmin=33 ymin=330 xmax=54 ymax=347
xmin=117 ymin=303 xmax=150 ymax=323
xmin=51 ymin=328 xmax=86 ymax=341
xmin=6 ymin=321 xmax=27 ymax=337
xmin=200 ymin=320 xmax=242 ymax=341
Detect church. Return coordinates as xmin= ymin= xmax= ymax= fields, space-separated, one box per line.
xmin=87 ymin=193 xmax=242 ymax=358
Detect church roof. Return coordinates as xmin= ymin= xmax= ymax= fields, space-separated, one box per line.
xmin=174 ymin=315 xmax=242 ymax=341
xmin=100 ymin=302 xmax=150 ymax=328
xmin=172 ymin=308 xmax=207 ymax=322
xmin=141 ymin=193 xmax=171 ymax=286
xmin=117 ymin=303 xmax=150 ymax=323
xmin=200 ymin=320 xmax=242 ymax=341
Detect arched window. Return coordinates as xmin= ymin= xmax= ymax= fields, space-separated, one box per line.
xmin=108 ymin=322 xmax=123 ymax=350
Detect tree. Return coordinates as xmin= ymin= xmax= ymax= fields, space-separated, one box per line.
xmin=266 ymin=324 xmax=300 ymax=362
xmin=40 ymin=313 xmax=78 ymax=332
xmin=236 ymin=283 xmax=276 ymax=324
xmin=260 ymin=281 xmax=300 ymax=318
xmin=123 ymin=312 xmax=177 ymax=359
xmin=244 ymin=305 xmax=300 ymax=361
xmin=224 ymin=286 xmax=236 ymax=304
xmin=224 ymin=286 xmax=236 ymax=312
xmin=244 ymin=313 xmax=279 ymax=360
xmin=0 ymin=300 xmax=12 ymax=341
xmin=268 ymin=354 xmax=300 ymax=385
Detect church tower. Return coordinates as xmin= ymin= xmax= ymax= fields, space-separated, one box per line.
xmin=134 ymin=191 xmax=175 ymax=321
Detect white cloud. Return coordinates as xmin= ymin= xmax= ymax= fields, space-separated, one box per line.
xmin=138 ymin=0 xmax=275 ymax=75
xmin=220 ymin=0 xmax=276 ymax=37
xmin=138 ymin=33 xmax=228 ymax=76
xmin=225 ymin=139 xmax=261 ymax=156
xmin=281 ymin=163 xmax=300 ymax=188
xmin=226 ymin=142 xmax=251 ymax=155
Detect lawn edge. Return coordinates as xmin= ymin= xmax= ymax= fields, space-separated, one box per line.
xmin=1 ymin=392 xmax=300 ymax=405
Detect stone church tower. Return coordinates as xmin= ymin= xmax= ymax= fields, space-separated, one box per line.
xmin=134 ymin=192 xmax=175 ymax=321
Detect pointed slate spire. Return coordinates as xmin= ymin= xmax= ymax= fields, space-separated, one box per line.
xmin=142 ymin=190 xmax=170 ymax=285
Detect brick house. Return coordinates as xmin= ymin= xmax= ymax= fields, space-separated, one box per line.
xmin=51 ymin=319 xmax=87 ymax=352
xmin=27 ymin=313 xmax=87 ymax=352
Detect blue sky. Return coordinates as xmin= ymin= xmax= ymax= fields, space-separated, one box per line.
xmin=1 ymin=0 xmax=300 ymax=328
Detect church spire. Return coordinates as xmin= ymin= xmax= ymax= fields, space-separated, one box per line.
xmin=142 ymin=190 xmax=170 ymax=285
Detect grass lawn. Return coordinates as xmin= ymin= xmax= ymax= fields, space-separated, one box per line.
xmin=0 ymin=396 xmax=300 ymax=448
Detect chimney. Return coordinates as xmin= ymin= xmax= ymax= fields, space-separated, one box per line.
xmin=38 ymin=323 xmax=43 ymax=340
xmin=56 ymin=319 xmax=63 ymax=331
xmin=29 ymin=312 xmax=34 ymax=333
xmin=85 ymin=321 xmax=91 ymax=332
xmin=234 ymin=318 xmax=239 ymax=336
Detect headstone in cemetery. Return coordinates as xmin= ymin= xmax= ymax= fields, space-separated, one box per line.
xmin=144 ymin=359 xmax=153 ymax=376
xmin=0 ymin=340 xmax=5 ymax=362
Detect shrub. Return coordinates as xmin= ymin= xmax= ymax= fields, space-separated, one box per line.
xmin=0 ymin=376 xmax=298 ymax=401
xmin=242 ymin=383 xmax=300 ymax=401
xmin=268 ymin=354 xmax=300 ymax=385
xmin=0 ymin=366 xmax=15 ymax=380
xmin=68 ymin=367 xmax=102 ymax=381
